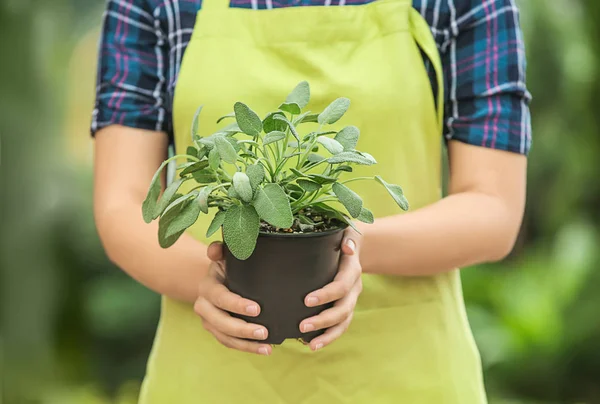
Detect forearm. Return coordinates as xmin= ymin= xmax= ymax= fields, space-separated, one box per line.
xmin=359 ymin=191 xmax=520 ymax=276
xmin=96 ymin=201 xmax=209 ymax=303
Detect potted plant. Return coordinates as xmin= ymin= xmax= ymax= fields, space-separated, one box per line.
xmin=142 ymin=81 xmax=409 ymax=344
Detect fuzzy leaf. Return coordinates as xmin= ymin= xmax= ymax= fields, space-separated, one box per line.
xmin=208 ymin=148 xmax=220 ymax=170
xmin=279 ymin=102 xmax=302 ymax=115
xmin=197 ymin=146 xmax=209 ymax=160
xmin=335 ymin=126 xmax=360 ymax=151
xmin=206 ymin=210 xmax=226 ymax=238
xmin=158 ymin=202 xmax=186 ymax=248
xmin=308 ymin=173 xmax=337 ymax=184
xmin=297 ymin=179 xmax=321 ymax=193
xmin=223 ymin=205 xmax=260 ymax=260
xmin=357 ymin=207 xmax=374 ymax=224
xmin=252 ymin=184 xmax=293 ymax=229
xmin=180 ymin=160 xmax=209 ymax=176
xmin=215 ymin=136 xmax=238 ymax=164
xmin=217 ymin=122 xmax=242 ymax=135
xmin=246 ymin=164 xmax=265 ymax=191
xmin=263 ymin=131 xmax=286 ymax=146
xmin=233 ymin=172 xmax=253 ymax=202
xmin=186 ymin=146 xmax=198 ymax=159
xmin=357 ymin=151 xmax=377 ymax=164
xmin=375 ymin=176 xmax=409 ymax=211
xmin=163 ymin=198 xmax=201 ymax=238
xmin=228 ymin=187 xmax=240 ymax=199
xmin=234 ymin=102 xmax=262 ymax=137
xmin=317 ymin=137 xmax=344 ymax=155
xmin=318 ymin=98 xmax=350 ymax=125
xmin=192 ymin=169 xmax=218 ymax=184
xmin=191 ymin=105 xmax=203 ymax=139
xmin=292 ymin=111 xmax=312 ymax=126
xmin=262 ymin=111 xmax=287 ymax=133
xmin=290 ymin=168 xmax=307 ymax=179
xmin=326 ymin=151 xmax=376 ymax=166
xmin=197 ymin=186 xmax=213 ymax=214
xmin=332 ymin=165 xmax=353 ymax=173
xmin=217 ymin=112 xmax=235 ymax=124
xmin=154 ymin=178 xmax=184 ymax=219
xmin=142 ymin=160 xmax=171 ymax=223
xmin=306 ymin=153 xmax=325 ymax=164
xmin=199 ymin=137 xmax=215 ymax=149
xmin=285 ymin=81 xmax=310 ymax=108
xmin=332 ymin=182 xmax=363 ymax=218
xmin=303 ymin=130 xmax=337 ymax=141
xmin=299 ymin=113 xmax=319 ymax=123
xmin=273 ymin=115 xmax=300 ymax=141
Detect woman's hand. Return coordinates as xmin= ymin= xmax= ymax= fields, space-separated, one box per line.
xmin=300 ymin=228 xmax=363 ymax=351
xmin=194 ymin=242 xmax=273 ymax=356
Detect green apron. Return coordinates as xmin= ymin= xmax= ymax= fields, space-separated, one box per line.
xmin=139 ymin=0 xmax=487 ymax=402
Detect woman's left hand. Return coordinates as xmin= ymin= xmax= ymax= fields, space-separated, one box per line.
xmin=300 ymin=228 xmax=363 ymax=351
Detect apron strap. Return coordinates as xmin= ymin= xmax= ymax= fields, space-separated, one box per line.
xmin=201 ymin=0 xmax=231 ymax=12
xmin=409 ymin=8 xmax=444 ymax=134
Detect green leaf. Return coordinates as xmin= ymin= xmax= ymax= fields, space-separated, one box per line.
xmin=306 ymin=153 xmax=325 ymax=164
xmin=154 ymin=178 xmax=184 ymax=219
xmin=332 ymin=182 xmax=363 ymax=218
xmin=375 ymin=176 xmax=409 ymax=211
xmin=208 ymin=148 xmax=220 ymax=170
xmin=292 ymin=111 xmax=312 ymax=126
xmin=216 ymin=112 xmax=235 ymax=124
xmin=206 ymin=211 xmax=226 ymax=238
xmin=332 ymin=165 xmax=353 ymax=173
xmin=234 ymin=102 xmax=262 ymax=137
xmin=357 ymin=207 xmax=374 ymax=224
xmin=263 ymin=131 xmax=286 ymax=146
xmin=238 ymin=139 xmax=260 ymax=147
xmin=158 ymin=202 xmax=186 ymax=248
xmin=252 ymin=184 xmax=293 ymax=228
xmin=299 ymin=113 xmax=319 ymax=123
xmin=262 ymin=111 xmax=286 ymax=133
xmin=233 ymin=172 xmax=253 ymax=202
xmin=164 ymin=198 xmax=201 ymax=238
xmin=308 ymin=173 xmax=338 ymax=184
xmin=142 ymin=160 xmax=171 ymax=223
xmin=288 ymin=141 xmax=318 ymax=151
xmin=317 ymin=137 xmax=344 ymax=155
xmin=326 ymin=151 xmax=377 ymax=166
xmin=223 ymin=205 xmax=260 ymax=260
xmin=335 ymin=126 xmax=360 ymax=151
xmin=199 ymin=137 xmax=215 ymax=149
xmin=285 ymin=81 xmax=310 ymax=108
xmin=290 ymin=168 xmax=307 ymax=179
xmin=297 ymin=179 xmax=321 ymax=193
xmin=286 ymin=183 xmax=305 ymax=200
xmin=303 ymin=130 xmax=337 ymax=141
xmin=197 ymin=186 xmax=214 ymax=214
xmin=225 ymin=136 xmax=242 ymax=152
xmin=191 ymin=169 xmax=218 ymax=184
xmin=279 ymin=102 xmax=302 ymax=114
xmin=228 ymin=187 xmax=240 ymax=199
xmin=162 ymin=192 xmax=197 ymax=216
xmin=318 ymin=98 xmax=350 ymax=125
xmin=186 ymin=146 xmax=198 ymax=159
xmin=197 ymin=146 xmax=209 ymax=160
xmin=215 ymin=136 xmax=238 ymax=164
xmin=357 ymin=151 xmax=377 ymax=164
xmin=217 ymin=121 xmax=242 ymax=135
xmin=273 ymin=115 xmax=300 ymax=141
xmin=191 ymin=105 xmax=203 ymax=139
xmin=246 ymin=164 xmax=265 ymax=191
xmin=180 ymin=160 xmax=209 ymax=177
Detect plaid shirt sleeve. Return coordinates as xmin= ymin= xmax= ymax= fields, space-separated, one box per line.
xmin=91 ymin=0 xmax=170 ymax=137
xmin=442 ymin=0 xmax=532 ymax=155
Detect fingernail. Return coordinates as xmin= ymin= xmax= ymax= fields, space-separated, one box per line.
xmin=306 ymin=296 xmax=319 ymax=307
xmin=346 ymin=239 xmax=356 ymax=253
xmin=258 ymin=347 xmax=270 ymax=356
xmin=302 ymin=323 xmax=315 ymax=333
xmin=246 ymin=305 xmax=258 ymax=315
xmin=253 ymin=329 xmax=266 ymax=339
xmin=314 ymin=343 xmax=323 ymax=351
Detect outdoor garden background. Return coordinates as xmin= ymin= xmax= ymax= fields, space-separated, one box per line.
xmin=1 ymin=0 xmax=599 ymax=402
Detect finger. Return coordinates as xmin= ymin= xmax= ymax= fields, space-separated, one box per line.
xmin=207 ymin=242 xmax=224 ymax=262
xmin=203 ymin=322 xmax=272 ymax=356
xmin=341 ymin=230 xmax=359 ymax=256
xmin=194 ymin=298 xmax=268 ymax=340
xmin=305 ymin=254 xmax=362 ymax=307
xmin=207 ymin=282 xmax=261 ymax=317
xmin=300 ymin=281 xmax=360 ymax=332
xmin=309 ymin=313 xmax=353 ymax=351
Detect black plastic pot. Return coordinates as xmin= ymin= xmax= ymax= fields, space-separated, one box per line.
xmin=224 ymin=226 xmax=345 ymax=344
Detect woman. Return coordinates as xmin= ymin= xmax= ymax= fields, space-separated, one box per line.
xmin=92 ymin=0 xmax=530 ymax=402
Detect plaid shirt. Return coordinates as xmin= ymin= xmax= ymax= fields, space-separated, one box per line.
xmin=92 ymin=0 xmax=532 ymax=155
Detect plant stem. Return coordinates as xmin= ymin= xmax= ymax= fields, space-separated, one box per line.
xmin=341 ymin=176 xmax=373 ymax=184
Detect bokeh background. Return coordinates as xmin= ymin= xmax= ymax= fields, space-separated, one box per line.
xmin=1 ymin=0 xmax=599 ymax=402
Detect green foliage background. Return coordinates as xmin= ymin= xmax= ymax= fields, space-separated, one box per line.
xmin=1 ymin=0 xmax=599 ymax=402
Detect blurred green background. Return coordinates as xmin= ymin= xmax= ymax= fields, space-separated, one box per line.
xmin=1 ymin=0 xmax=599 ymax=403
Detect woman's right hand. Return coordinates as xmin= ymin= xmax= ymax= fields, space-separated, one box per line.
xmin=194 ymin=242 xmax=272 ymax=356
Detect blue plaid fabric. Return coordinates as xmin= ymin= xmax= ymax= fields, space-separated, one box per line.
xmin=92 ymin=0 xmax=532 ymax=154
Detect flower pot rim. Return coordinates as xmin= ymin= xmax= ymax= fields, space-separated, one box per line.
xmin=257 ymin=224 xmax=348 ymax=239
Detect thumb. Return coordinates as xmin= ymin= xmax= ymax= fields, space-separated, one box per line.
xmin=207 ymin=242 xmax=224 ymax=262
